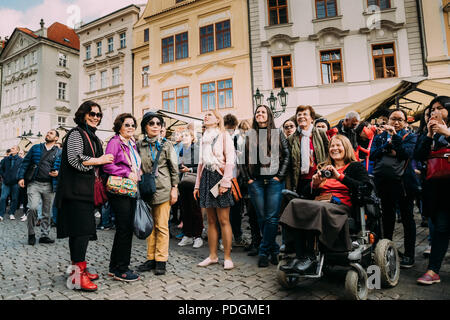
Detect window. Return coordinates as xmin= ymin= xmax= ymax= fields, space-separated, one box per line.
xmin=101 ymin=70 xmax=107 ymax=89
xmin=5 ymin=90 xmax=9 ymax=106
xmin=112 ymin=107 xmax=120 ymax=122
xmin=89 ymin=74 xmax=96 ymax=91
xmin=108 ymin=37 xmax=114 ymax=52
xmin=320 ymin=49 xmax=343 ymax=84
xmin=58 ymin=53 xmax=67 ymax=67
xmin=315 ymin=0 xmax=337 ymax=19
xmin=162 ymin=89 xmax=175 ymax=112
xmin=7 ymin=64 xmax=11 ymax=75
xmin=176 ymin=32 xmax=188 ymax=60
xmin=217 ymin=79 xmax=233 ymax=109
xmin=162 ymin=36 xmax=174 ymax=63
xmin=22 ymin=56 xmax=26 ymax=69
xmin=144 ymin=28 xmax=149 ymax=42
xmin=120 ymin=33 xmax=126 ymax=48
xmin=176 ymin=87 xmax=189 ymax=114
xmin=96 ymin=41 xmax=102 ymax=56
xmin=200 ymin=25 xmax=214 ymax=54
xmin=24 ymin=55 xmax=28 ymax=68
xmin=32 ymin=51 xmax=37 ymax=64
xmin=112 ymin=67 xmax=120 ymax=86
xmin=176 ymin=0 xmax=185 ymax=3
xmin=215 ymin=21 xmax=231 ymax=50
xmin=14 ymin=87 xmax=18 ymax=103
xmin=368 ymin=0 xmax=390 ymax=10
xmin=30 ymin=80 xmax=36 ymax=97
xmin=201 ymin=82 xmax=216 ymax=111
xmin=15 ymin=60 xmax=19 ymax=72
xmin=58 ymin=116 xmax=66 ymax=126
xmin=22 ymin=83 xmax=27 ymax=100
xmin=268 ymin=0 xmax=288 ymax=25
xmin=58 ymin=82 xmax=67 ymax=100
xmin=372 ymin=43 xmax=397 ymax=79
xmin=272 ymin=55 xmax=293 ymax=88
xmin=86 ymin=45 xmax=91 ymax=59
xmin=142 ymin=66 xmax=149 ymax=87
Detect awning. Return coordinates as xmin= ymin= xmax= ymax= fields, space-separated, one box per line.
xmin=326 ymin=79 xmax=450 ymax=126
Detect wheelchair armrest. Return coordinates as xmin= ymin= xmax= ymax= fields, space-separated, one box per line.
xmin=282 ymin=189 xmax=300 ymax=199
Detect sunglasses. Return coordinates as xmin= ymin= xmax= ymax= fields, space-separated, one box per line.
xmin=284 ymin=125 xmax=295 ymax=130
xmin=124 ymin=123 xmax=136 ymax=128
xmin=88 ymin=111 xmax=103 ymax=118
xmin=148 ymin=120 xmax=161 ymax=127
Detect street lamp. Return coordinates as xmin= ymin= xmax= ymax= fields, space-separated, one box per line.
xmin=253 ymin=88 xmax=264 ymax=107
xmin=267 ymin=91 xmax=277 ymax=112
xmin=278 ymin=87 xmax=288 ymax=108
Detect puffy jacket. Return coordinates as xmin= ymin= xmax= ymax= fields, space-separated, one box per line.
xmin=0 ymin=154 xmax=23 ymax=185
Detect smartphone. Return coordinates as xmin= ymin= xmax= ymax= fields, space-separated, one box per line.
xmin=210 ymin=181 xmax=220 ymax=198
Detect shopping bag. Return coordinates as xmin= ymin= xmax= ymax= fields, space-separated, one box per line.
xmin=133 ymin=194 xmax=154 ymax=240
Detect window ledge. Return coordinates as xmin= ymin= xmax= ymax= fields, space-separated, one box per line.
xmin=264 ymin=22 xmax=293 ymax=30
xmin=318 ymin=81 xmax=347 ymax=88
xmin=312 ymin=15 xmax=343 ymax=23
xmin=199 ymin=46 xmax=233 ymax=57
xmin=56 ymin=99 xmax=70 ymax=103
xmin=362 ymin=8 xmax=396 ymax=16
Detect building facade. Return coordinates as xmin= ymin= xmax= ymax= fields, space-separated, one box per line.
xmin=139 ymin=0 xmax=253 ymax=123
xmin=248 ymin=0 xmax=426 ymax=123
xmin=0 ymin=21 xmax=79 ymax=153
xmin=421 ymin=0 xmax=450 ymax=82
xmin=77 ymin=5 xmax=141 ymax=132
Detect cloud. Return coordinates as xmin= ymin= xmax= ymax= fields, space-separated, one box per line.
xmin=0 ymin=0 xmax=139 ymax=38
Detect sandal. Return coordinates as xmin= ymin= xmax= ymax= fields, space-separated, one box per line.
xmin=224 ymin=260 xmax=234 ymax=270
xmin=197 ymin=257 xmax=219 ymax=267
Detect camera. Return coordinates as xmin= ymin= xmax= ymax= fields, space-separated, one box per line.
xmin=320 ymin=169 xmax=332 ymax=178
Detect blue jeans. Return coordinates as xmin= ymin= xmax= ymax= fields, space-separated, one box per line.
xmin=0 ymin=183 xmax=19 ymax=218
xmin=99 ymin=202 xmax=115 ymax=227
xmin=248 ymin=177 xmax=284 ymax=257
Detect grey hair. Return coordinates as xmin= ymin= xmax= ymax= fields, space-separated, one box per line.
xmin=345 ymin=111 xmax=360 ymax=121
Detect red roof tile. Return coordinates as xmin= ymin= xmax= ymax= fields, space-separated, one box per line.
xmin=17 ymin=28 xmax=38 ymax=38
xmin=47 ymin=22 xmax=80 ymax=51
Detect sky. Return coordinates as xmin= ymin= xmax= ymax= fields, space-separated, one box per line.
xmin=0 ymin=0 xmax=143 ymax=38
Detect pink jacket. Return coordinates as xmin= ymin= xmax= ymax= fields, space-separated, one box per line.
xmin=194 ymin=131 xmax=235 ymax=189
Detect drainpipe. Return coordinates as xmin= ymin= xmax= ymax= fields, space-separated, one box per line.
xmin=132 ymin=52 xmax=135 ymax=117
xmin=416 ymin=0 xmax=429 ymax=77
xmin=247 ymin=0 xmax=255 ymax=114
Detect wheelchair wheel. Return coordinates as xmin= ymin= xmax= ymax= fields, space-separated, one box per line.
xmin=374 ymin=239 xmax=400 ymax=288
xmin=277 ymin=260 xmax=300 ymax=289
xmin=344 ymin=269 xmax=368 ymax=300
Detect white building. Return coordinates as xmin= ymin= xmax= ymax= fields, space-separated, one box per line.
xmin=0 ymin=20 xmax=79 ymax=153
xmin=77 ymin=5 xmax=141 ymax=132
xmin=248 ymin=0 xmax=426 ymax=123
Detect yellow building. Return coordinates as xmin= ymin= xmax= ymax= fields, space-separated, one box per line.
xmin=134 ymin=0 xmax=253 ymax=125
xmin=421 ymin=0 xmax=450 ymax=82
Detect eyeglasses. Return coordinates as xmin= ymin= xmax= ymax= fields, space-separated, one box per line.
xmin=124 ymin=123 xmax=136 ymax=128
xmin=389 ymin=117 xmax=405 ymax=123
xmin=284 ymin=125 xmax=295 ymax=130
xmin=148 ymin=121 xmax=161 ymax=127
xmin=88 ymin=111 xmax=103 ymax=118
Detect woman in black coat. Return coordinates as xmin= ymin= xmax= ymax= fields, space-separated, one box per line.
xmin=280 ymin=135 xmax=370 ymax=275
xmin=415 ymin=96 xmax=450 ymax=286
xmin=55 ymin=101 xmax=114 ymax=292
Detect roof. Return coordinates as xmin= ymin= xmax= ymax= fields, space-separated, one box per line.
xmin=17 ymin=28 xmax=38 ymax=38
xmin=145 ymin=0 xmax=198 ymax=20
xmin=79 ymin=4 xmax=141 ymax=30
xmin=47 ymin=22 xmax=80 ymax=50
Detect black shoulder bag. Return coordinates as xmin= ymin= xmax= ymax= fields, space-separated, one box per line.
xmin=24 ymin=145 xmax=57 ymax=184
xmin=139 ymin=140 xmax=165 ymax=200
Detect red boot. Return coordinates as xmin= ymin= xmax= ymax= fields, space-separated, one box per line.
xmin=71 ymin=261 xmax=99 ymax=281
xmin=71 ymin=261 xmax=98 ymax=292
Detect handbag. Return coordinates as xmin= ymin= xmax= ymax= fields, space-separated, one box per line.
xmin=426 ymin=148 xmax=450 ymax=180
xmin=139 ymin=140 xmax=165 ymax=199
xmin=106 ymin=144 xmax=138 ymax=198
xmin=134 ymin=191 xmax=154 ymax=240
xmin=24 ymin=145 xmax=57 ymax=184
xmin=82 ymin=130 xmax=108 ymax=207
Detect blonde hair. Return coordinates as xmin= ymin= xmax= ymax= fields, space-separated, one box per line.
xmin=206 ymin=109 xmax=225 ymax=131
xmin=319 ymin=134 xmax=356 ymax=169
xmin=238 ymin=119 xmax=251 ymax=131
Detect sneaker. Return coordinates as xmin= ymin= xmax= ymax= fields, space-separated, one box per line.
xmin=137 ymin=260 xmax=155 ymax=272
xmin=20 ymin=215 xmax=27 ymax=222
xmin=258 ymin=255 xmax=269 ymax=268
xmin=114 ymin=270 xmax=140 ymax=282
xmin=39 ymin=237 xmax=55 ymax=244
xmin=233 ymin=237 xmax=248 ymax=247
xmin=400 ymin=256 xmax=415 ymax=269
xmin=193 ymin=237 xmax=203 ymax=249
xmin=423 ymin=246 xmax=431 ymax=257
xmin=417 ymin=272 xmax=440 ymax=285
xmin=178 ymin=236 xmax=194 ymax=247
xmin=175 ymin=232 xmax=184 ymax=240
xmin=9 ymin=214 xmax=15 ymax=220
xmin=28 ymin=234 xmax=36 ymax=245
xmin=0 ymin=216 xmax=3 ymax=222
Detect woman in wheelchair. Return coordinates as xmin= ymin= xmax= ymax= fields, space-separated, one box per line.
xmin=280 ymin=135 xmax=370 ymax=274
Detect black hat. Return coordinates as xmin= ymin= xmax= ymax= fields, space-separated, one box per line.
xmin=141 ymin=112 xmax=164 ymax=134
xmin=314 ymin=118 xmax=330 ymax=130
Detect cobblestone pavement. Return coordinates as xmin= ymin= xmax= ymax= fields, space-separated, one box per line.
xmin=0 ymin=208 xmax=448 ymax=300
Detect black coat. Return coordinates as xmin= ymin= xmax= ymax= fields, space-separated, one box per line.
xmin=0 ymin=155 xmax=23 ymax=185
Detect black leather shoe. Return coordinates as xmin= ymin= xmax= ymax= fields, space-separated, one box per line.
xmin=39 ymin=236 xmax=54 ymax=244
xmin=247 ymin=244 xmax=259 ymax=256
xmin=269 ymin=253 xmax=278 ymax=265
xmin=400 ymin=256 xmax=415 ymax=269
xmin=28 ymin=235 xmax=36 ymax=245
xmin=154 ymin=262 xmax=166 ymax=275
xmin=137 ymin=260 xmax=155 ymax=272
xmin=258 ymin=255 xmax=269 ymax=268
xmin=279 ymin=258 xmax=300 ymax=273
xmin=293 ymin=257 xmax=317 ymax=274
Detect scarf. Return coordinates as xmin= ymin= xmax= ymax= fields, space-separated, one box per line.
xmin=119 ymin=135 xmax=142 ymax=174
xmin=299 ymin=125 xmax=313 ymax=174
xmin=201 ymin=128 xmax=221 ymax=171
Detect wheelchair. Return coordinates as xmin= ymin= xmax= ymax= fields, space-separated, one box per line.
xmin=276 ymin=179 xmax=400 ymax=300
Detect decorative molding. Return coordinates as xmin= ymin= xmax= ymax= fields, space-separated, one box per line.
xmin=195 ymin=61 xmax=235 ymax=76
xmin=1 ymin=105 xmax=37 ymax=118
xmin=261 ymin=34 xmax=300 ymax=47
xmin=158 ymin=70 xmax=193 ymax=83
xmin=309 ymin=27 xmax=350 ymax=41
xmin=359 ymin=20 xmax=404 ymax=34
xmin=54 ymin=106 xmax=71 ymax=113
xmin=56 ymin=70 xmax=72 ymax=78
xmin=3 ymin=68 xmax=38 ymax=85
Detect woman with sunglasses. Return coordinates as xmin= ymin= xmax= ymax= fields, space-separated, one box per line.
xmin=103 ymin=113 xmax=141 ymax=282
xmin=282 ymin=119 xmax=296 ymax=138
xmin=137 ymin=112 xmax=179 ymax=276
xmin=55 ymin=101 xmax=114 ymax=292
